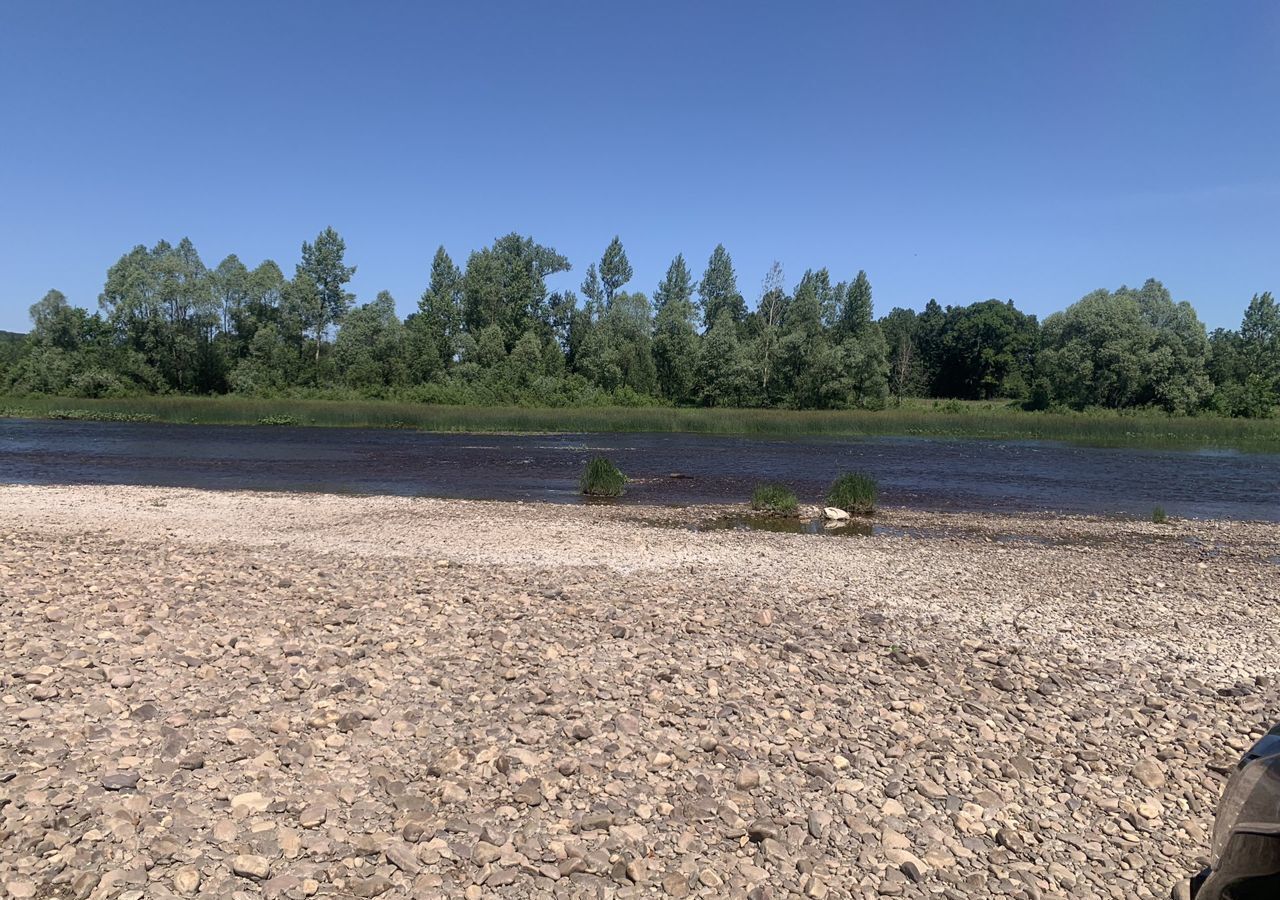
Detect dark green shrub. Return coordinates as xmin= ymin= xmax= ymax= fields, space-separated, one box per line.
xmin=1151 ymin=506 xmax=1168 ymax=524
xmin=580 ymin=456 xmax=626 ymax=497
xmin=828 ymin=472 xmax=878 ymax=515
xmin=1216 ymin=375 xmax=1278 ymax=419
xmin=751 ymin=483 xmax=798 ymax=516
xmin=1022 ymin=378 xmax=1053 ymax=412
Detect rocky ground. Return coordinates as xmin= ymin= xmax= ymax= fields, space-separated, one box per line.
xmin=1 ymin=484 xmax=1278 ymax=900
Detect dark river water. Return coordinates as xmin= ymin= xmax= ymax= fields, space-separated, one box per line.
xmin=1 ymin=419 xmax=1277 ymax=521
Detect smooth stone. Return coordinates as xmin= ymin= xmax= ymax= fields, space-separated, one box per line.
xmin=230 ymin=855 xmax=271 ymax=879
xmin=173 ymin=868 xmax=201 ymax=894
xmin=100 ymin=772 xmax=140 ymax=791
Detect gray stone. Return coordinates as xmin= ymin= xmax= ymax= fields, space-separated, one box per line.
xmin=100 ymin=771 xmax=140 ymax=791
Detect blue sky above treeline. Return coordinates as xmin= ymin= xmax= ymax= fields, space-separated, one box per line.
xmin=1 ymin=1 xmax=1277 ymax=332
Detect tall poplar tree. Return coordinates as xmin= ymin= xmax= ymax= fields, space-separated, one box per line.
xmin=1241 ymin=291 xmax=1279 ymax=389
xmin=753 ymin=261 xmax=788 ymax=400
xmin=652 ymin=253 xmax=698 ymax=402
xmin=698 ymin=244 xmax=745 ymax=329
xmin=408 ymin=246 xmax=462 ymax=379
xmin=580 ymin=264 xmax=603 ymax=316
xmin=296 ymin=227 xmax=356 ymax=363
xmin=839 ymin=270 xmax=873 ymax=337
xmin=599 ymin=236 xmax=633 ymax=305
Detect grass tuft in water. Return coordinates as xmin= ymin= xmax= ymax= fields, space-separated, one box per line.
xmin=750 ymin=483 xmax=799 ymax=516
xmin=45 ymin=408 xmax=157 ymax=423
xmin=828 ymin=472 xmax=878 ymax=515
xmin=257 ymin=414 xmax=299 ymax=426
xmin=580 ymin=456 xmax=626 ymax=498
xmin=1151 ymin=505 xmax=1169 ymax=524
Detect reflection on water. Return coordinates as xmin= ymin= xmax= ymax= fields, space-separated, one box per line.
xmin=1 ymin=419 xmax=1277 ymax=521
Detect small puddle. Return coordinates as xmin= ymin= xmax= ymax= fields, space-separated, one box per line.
xmin=692 ymin=515 xmax=889 ymax=537
xmin=1180 ymin=536 xmax=1226 ymax=558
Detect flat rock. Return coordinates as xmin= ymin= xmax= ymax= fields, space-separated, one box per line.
xmin=100 ymin=772 xmax=140 ymax=791
xmin=230 ymin=854 xmax=271 ymax=879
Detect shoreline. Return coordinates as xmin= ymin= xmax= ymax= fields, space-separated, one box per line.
xmin=4 ymin=395 xmax=1279 ymax=452
xmin=2 ymin=476 xmax=1279 ymax=527
xmin=4 ymin=480 xmax=1279 ymax=542
xmin=1 ymin=483 xmax=1278 ymax=897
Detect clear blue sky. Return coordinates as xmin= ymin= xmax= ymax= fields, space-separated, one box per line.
xmin=2 ymin=1 xmax=1277 ymax=333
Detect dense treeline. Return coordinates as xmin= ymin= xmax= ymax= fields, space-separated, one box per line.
xmin=3 ymin=229 xmax=1277 ymax=417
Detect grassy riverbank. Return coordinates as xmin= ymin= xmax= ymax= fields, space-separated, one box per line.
xmin=3 ymin=394 xmax=1278 ymax=450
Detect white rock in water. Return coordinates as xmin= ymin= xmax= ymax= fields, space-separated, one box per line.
xmin=822 ymin=507 xmax=850 ymax=521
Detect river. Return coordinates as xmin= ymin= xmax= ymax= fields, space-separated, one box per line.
xmin=1 ymin=419 xmax=1277 ymax=520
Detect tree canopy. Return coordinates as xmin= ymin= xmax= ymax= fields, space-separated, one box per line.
xmin=3 ymin=230 xmax=1272 ymax=419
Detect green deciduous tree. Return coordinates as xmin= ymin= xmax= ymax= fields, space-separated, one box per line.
xmin=235 ymin=260 xmax=286 ymax=343
xmin=296 ymin=227 xmax=356 ymax=364
xmin=406 ymin=246 xmax=462 ymax=382
xmin=575 ymin=291 xmax=657 ymax=396
xmin=748 ymin=261 xmax=789 ymax=403
xmin=334 ymin=290 xmax=408 ymax=392
xmin=1208 ymin=292 xmax=1279 ymax=417
xmin=879 ymin=307 xmax=922 ymax=397
xmin=1241 ymin=291 xmax=1279 ymax=389
xmin=842 ymin=324 xmax=891 ymax=408
xmin=838 ymin=270 xmax=873 ymax=337
xmin=1134 ymin=279 xmax=1211 ymax=413
xmin=698 ymin=244 xmax=745 ymax=330
xmin=776 ymin=270 xmax=827 ymax=407
xmin=599 ymin=236 xmax=633 ymax=304
xmin=1036 ymin=280 xmax=1211 ymax=413
xmin=580 ymin=264 xmax=603 ymax=316
xmin=98 ymin=238 xmax=219 ymax=392
xmin=547 ymin=290 xmax=581 ymax=360
xmin=9 ymin=227 xmax=1266 ymax=419
xmin=462 ymin=234 xmax=570 ymax=347
xmin=505 ymin=329 xmax=544 ymax=389
xmin=29 ymin=289 xmax=78 ymax=351
xmin=696 ymin=311 xmax=752 ymax=406
xmin=14 ymin=286 xmax=152 ymax=397
xmin=212 ymin=255 xmax=249 ymax=338
xmin=1037 ymin=290 xmax=1145 ymax=409
xmin=935 ymin=299 xmax=1039 ymax=400
xmin=913 ymin=299 xmax=946 ymax=393
xmin=652 ymin=254 xmax=699 ymax=403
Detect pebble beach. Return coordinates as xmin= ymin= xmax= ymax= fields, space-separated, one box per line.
xmin=2 ymin=484 xmax=1278 ymax=900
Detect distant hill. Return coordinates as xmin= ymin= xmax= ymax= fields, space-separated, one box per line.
xmin=0 ymin=330 xmax=25 ymax=342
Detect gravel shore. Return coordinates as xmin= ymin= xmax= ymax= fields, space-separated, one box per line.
xmin=2 ymin=484 xmax=1278 ymax=900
